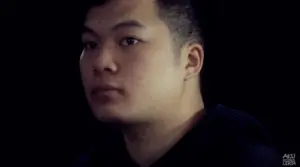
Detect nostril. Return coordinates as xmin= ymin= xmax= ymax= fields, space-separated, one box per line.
xmin=104 ymin=67 xmax=113 ymax=72
xmin=92 ymin=65 xmax=118 ymax=76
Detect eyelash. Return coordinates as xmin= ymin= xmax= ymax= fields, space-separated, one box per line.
xmin=82 ymin=37 xmax=141 ymax=50
xmin=120 ymin=37 xmax=141 ymax=46
xmin=82 ymin=41 xmax=97 ymax=50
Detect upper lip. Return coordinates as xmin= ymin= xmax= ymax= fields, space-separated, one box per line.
xmin=91 ymin=84 xmax=120 ymax=94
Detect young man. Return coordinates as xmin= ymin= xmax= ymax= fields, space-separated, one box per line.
xmin=75 ymin=0 xmax=280 ymax=166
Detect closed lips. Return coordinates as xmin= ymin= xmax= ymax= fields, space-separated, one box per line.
xmin=91 ymin=85 xmax=120 ymax=94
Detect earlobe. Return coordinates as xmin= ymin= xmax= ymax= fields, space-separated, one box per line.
xmin=184 ymin=43 xmax=204 ymax=80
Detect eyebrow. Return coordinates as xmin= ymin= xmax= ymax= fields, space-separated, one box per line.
xmin=82 ymin=26 xmax=99 ymax=38
xmin=82 ymin=20 xmax=145 ymax=36
xmin=111 ymin=20 xmax=145 ymax=31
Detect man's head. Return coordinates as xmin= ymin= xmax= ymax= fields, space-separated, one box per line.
xmin=80 ymin=0 xmax=204 ymax=123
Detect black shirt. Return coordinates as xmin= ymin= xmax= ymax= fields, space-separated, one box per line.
xmin=73 ymin=105 xmax=281 ymax=167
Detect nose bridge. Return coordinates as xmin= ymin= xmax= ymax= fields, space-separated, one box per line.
xmin=93 ymin=43 xmax=118 ymax=73
xmin=95 ymin=45 xmax=112 ymax=65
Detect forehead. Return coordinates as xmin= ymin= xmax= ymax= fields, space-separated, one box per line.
xmin=85 ymin=0 xmax=161 ymax=28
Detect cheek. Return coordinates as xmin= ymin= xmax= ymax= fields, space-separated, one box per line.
xmin=123 ymin=46 xmax=179 ymax=97
xmin=79 ymin=60 xmax=93 ymax=86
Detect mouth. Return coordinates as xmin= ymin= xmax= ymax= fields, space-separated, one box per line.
xmin=90 ymin=85 xmax=122 ymax=102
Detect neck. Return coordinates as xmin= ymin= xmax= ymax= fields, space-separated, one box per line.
xmin=123 ymin=79 xmax=204 ymax=167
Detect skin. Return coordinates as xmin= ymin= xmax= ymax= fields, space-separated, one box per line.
xmin=80 ymin=0 xmax=205 ymax=166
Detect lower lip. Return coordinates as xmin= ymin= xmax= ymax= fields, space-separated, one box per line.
xmin=90 ymin=90 xmax=120 ymax=102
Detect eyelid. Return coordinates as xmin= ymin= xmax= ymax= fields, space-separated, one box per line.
xmin=82 ymin=34 xmax=99 ymax=44
xmin=120 ymin=37 xmax=141 ymax=45
xmin=82 ymin=41 xmax=98 ymax=50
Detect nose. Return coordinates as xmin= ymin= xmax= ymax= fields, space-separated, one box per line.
xmin=92 ymin=48 xmax=118 ymax=75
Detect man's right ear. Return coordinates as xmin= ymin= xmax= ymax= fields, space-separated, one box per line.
xmin=184 ymin=43 xmax=204 ymax=81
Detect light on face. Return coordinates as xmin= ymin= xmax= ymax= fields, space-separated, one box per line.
xmin=80 ymin=50 xmax=85 ymax=61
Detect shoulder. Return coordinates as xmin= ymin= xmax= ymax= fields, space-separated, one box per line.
xmin=199 ymin=105 xmax=281 ymax=167
xmin=205 ymin=104 xmax=272 ymax=144
xmin=239 ymin=144 xmax=281 ymax=167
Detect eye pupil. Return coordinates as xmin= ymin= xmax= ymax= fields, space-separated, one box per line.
xmin=83 ymin=41 xmax=97 ymax=50
xmin=89 ymin=42 xmax=97 ymax=49
xmin=127 ymin=38 xmax=135 ymax=44
xmin=122 ymin=37 xmax=138 ymax=46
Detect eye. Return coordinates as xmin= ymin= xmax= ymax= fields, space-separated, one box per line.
xmin=120 ymin=37 xmax=140 ymax=46
xmin=83 ymin=41 xmax=98 ymax=50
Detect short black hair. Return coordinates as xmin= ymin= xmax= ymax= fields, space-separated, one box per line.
xmin=81 ymin=0 xmax=203 ymax=48
xmin=155 ymin=0 xmax=203 ymax=48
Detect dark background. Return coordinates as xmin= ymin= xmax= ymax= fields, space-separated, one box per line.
xmin=2 ymin=0 xmax=298 ymax=166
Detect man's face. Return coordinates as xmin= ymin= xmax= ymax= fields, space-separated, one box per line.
xmin=80 ymin=0 xmax=185 ymax=123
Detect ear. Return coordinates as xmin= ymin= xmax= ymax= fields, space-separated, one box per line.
xmin=184 ymin=43 xmax=204 ymax=81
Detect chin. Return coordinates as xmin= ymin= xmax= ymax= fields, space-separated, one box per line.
xmin=92 ymin=107 xmax=136 ymax=124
